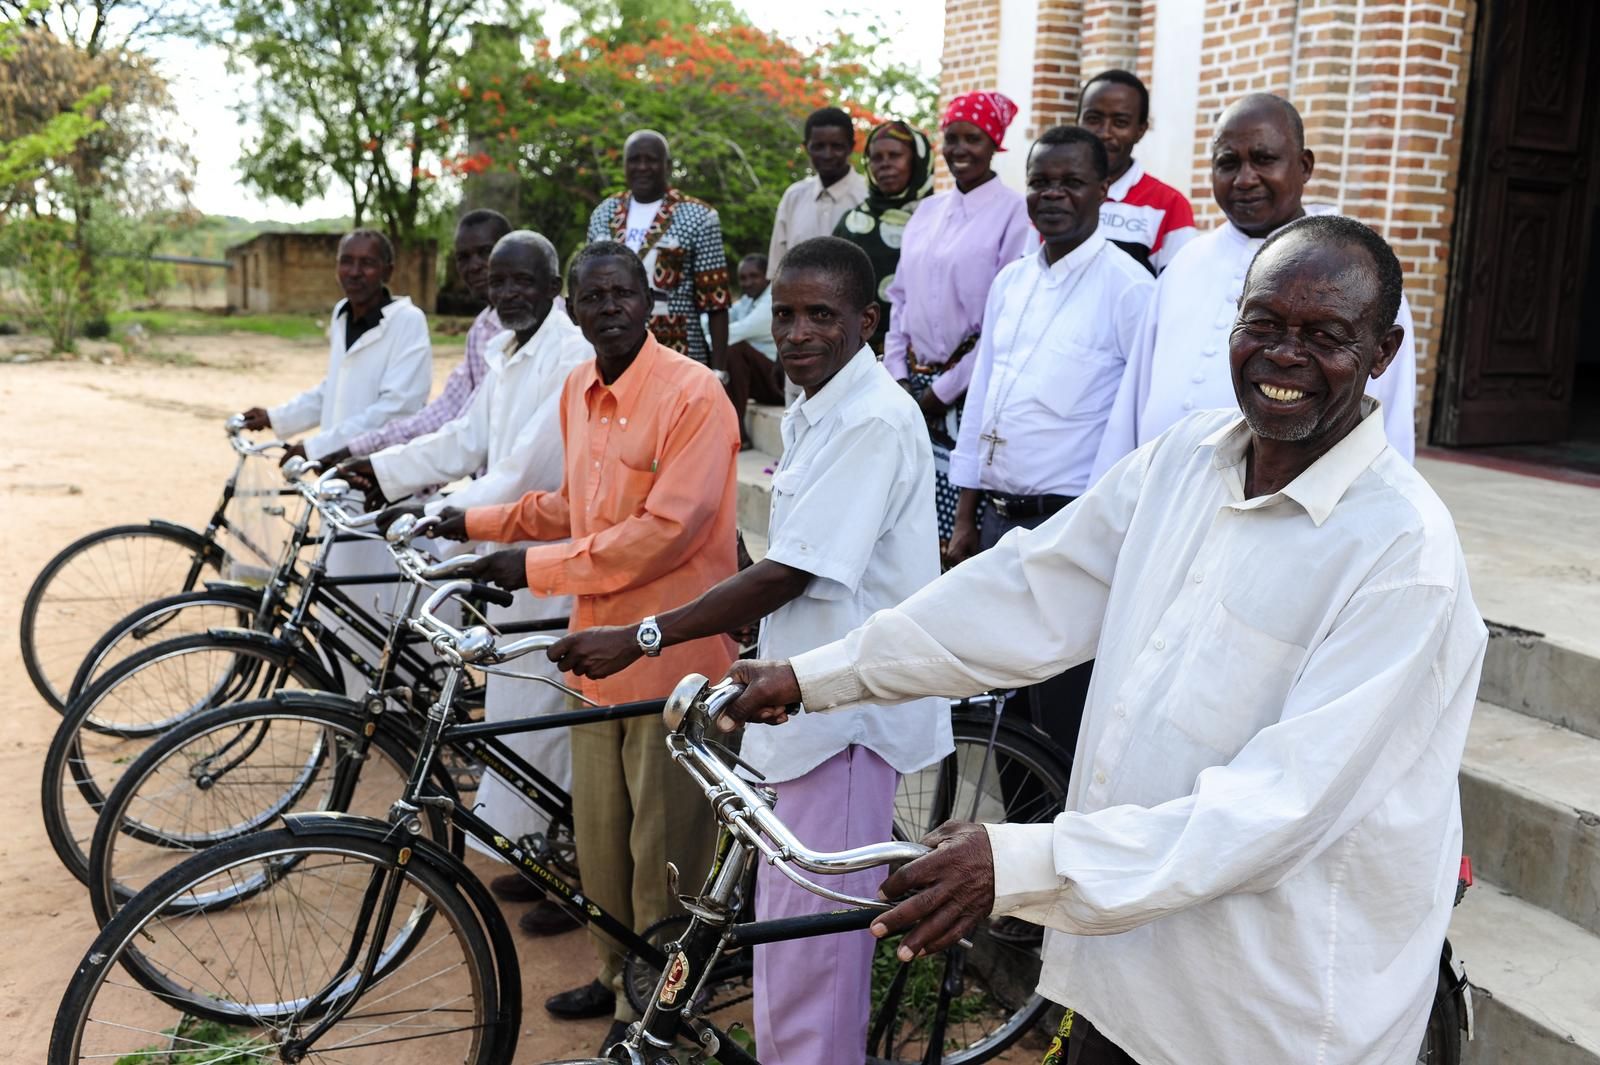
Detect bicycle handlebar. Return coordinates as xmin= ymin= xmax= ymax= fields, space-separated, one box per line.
xmin=663 ymin=674 xmax=928 ymax=907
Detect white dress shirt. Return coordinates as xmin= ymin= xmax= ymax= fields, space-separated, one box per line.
xmin=744 ymin=347 xmax=951 ymax=783
xmin=369 ymin=311 xmax=594 ymax=510
xmin=767 ymin=169 xmax=869 ymax=276
xmin=790 ymin=400 xmax=1486 ymax=1065
xmin=951 ymin=233 xmax=1154 ymax=497
xmin=1091 ymin=205 xmax=1418 ymax=481
xmin=268 ymin=296 xmax=433 ymax=460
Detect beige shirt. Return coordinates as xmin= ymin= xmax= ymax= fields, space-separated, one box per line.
xmin=767 ymin=169 xmax=869 ymax=276
xmin=789 ymin=400 xmax=1486 ymax=1065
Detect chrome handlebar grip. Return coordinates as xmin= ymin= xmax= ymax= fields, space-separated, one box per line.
xmin=385 ymin=512 xmax=441 ymax=544
xmin=225 ymin=413 xmax=247 ymax=434
xmin=420 ymin=553 xmax=485 ymax=580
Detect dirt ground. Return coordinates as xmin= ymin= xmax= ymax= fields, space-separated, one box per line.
xmin=0 ymin=332 xmax=626 ymax=1060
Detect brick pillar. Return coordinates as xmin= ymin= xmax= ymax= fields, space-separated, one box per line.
xmin=1031 ymin=0 xmax=1083 ymax=137
xmin=941 ymin=0 xmax=1003 ymax=114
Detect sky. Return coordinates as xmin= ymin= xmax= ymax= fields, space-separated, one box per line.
xmin=156 ymin=3 xmax=944 ymax=224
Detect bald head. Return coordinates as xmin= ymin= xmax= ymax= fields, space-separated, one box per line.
xmin=1210 ymin=93 xmax=1314 ymax=237
xmin=624 ymin=129 xmax=671 ymax=203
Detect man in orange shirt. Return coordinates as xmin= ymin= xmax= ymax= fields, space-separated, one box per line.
xmin=439 ymin=239 xmax=740 ymax=1050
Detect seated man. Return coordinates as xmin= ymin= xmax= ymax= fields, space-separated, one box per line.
xmin=722 ymin=252 xmax=786 ymax=448
xmin=722 ymin=216 xmax=1486 ymax=1065
xmin=339 ymin=231 xmax=594 ymax=937
xmin=443 ymin=240 xmax=741 ymax=1052
xmin=550 ymin=236 xmax=950 ymax=1064
xmin=318 ymin=209 xmax=512 ymax=467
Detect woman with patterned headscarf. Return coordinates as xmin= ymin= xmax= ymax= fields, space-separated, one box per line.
xmin=883 ymin=91 xmax=1030 ymax=549
xmin=833 ymin=120 xmax=935 ymax=352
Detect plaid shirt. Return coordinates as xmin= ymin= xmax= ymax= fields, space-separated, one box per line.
xmin=346 ymin=305 xmax=502 ymax=457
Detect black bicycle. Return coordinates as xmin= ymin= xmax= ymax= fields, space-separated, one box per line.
xmin=20 ymin=414 xmax=291 ymax=712
xmin=50 ymin=581 xmax=1061 ymax=1065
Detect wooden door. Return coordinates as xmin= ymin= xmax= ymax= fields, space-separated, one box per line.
xmin=1434 ymin=0 xmax=1600 ymax=445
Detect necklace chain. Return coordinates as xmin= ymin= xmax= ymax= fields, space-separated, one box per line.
xmin=980 ymin=243 xmax=1104 ymax=462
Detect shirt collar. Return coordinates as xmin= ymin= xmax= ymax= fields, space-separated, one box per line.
xmin=791 ymin=346 xmax=876 ymax=428
xmin=1032 ymin=230 xmax=1108 ymax=281
xmin=580 ymin=329 xmax=666 ymax=415
xmin=338 ymin=288 xmax=395 ymax=324
xmin=813 ymin=169 xmax=865 ymax=201
xmin=1200 ymin=396 xmax=1389 ymax=526
xmin=1107 ymin=159 xmax=1145 ymax=202
xmin=496 ymin=308 xmax=564 ymax=367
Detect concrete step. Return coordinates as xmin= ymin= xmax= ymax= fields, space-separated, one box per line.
xmin=1481 ymin=624 xmax=1600 ymax=743
xmin=736 ymin=447 xmax=776 ymax=542
xmin=747 ymin=402 xmax=785 ymax=459
xmin=1460 ymin=701 xmax=1600 ymax=937
xmin=1452 ymin=879 xmax=1600 ymax=1065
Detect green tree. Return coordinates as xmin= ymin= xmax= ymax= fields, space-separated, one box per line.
xmin=450 ymin=13 xmax=936 ymax=260
xmin=210 ymin=0 xmax=489 ymax=242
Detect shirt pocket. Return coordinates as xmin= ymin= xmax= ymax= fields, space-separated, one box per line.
xmin=597 ymin=461 xmax=657 ymax=526
xmin=1170 ymin=600 xmax=1305 ymax=761
xmin=1033 ymin=338 xmax=1119 ymax=422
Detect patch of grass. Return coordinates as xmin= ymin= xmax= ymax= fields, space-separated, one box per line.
xmin=134 ymin=349 xmax=204 ymax=368
xmin=110 ymin=308 xmax=326 ymax=341
xmin=114 ymin=1016 xmax=272 ymax=1064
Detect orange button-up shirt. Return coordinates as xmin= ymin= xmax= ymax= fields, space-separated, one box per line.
xmin=466 ymin=332 xmax=741 ymax=703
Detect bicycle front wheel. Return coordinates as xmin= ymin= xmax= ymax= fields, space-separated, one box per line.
xmin=21 ymin=523 xmax=221 ymax=713
xmin=87 ymin=698 xmax=453 ymax=926
xmin=50 ymin=827 xmax=507 ymax=1065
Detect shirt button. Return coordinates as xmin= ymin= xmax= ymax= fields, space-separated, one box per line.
xmin=1193 ymin=572 xmax=1204 ymax=584
xmin=619 ymin=417 xmax=628 ymax=426
xmin=593 ymin=460 xmax=601 ymax=468
xmin=1202 ymin=348 xmax=1216 ymax=358
xmin=1192 ymin=372 xmax=1205 ymax=383
xmin=1153 ymin=637 xmax=1165 ymax=650
xmin=1116 ymin=704 xmax=1127 ymax=719
xmin=1094 ymin=770 xmax=1107 ymax=785
xmin=1182 ymin=400 xmax=1194 ymax=411
xmin=601 ymin=416 xmax=609 ymax=424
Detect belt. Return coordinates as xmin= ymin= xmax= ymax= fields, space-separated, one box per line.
xmin=987 ymin=492 xmax=1075 ymax=520
xmin=908 ymin=332 xmax=980 ymax=376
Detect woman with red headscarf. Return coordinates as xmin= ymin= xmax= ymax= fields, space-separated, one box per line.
xmin=883 ymin=90 xmax=1030 ymax=548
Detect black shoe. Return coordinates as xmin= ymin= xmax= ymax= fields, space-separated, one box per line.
xmin=597 ymin=1019 xmax=631 ymax=1054
xmin=545 ymin=979 xmax=616 ymax=1019
xmin=489 ymin=873 xmax=544 ymax=903
xmin=518 ymin=898 xmax=583 ymax=937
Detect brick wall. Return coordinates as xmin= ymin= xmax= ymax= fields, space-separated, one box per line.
xmin=941 ymin=0 xmax=1478 ymax=442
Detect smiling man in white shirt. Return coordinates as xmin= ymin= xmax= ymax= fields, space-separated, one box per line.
xmin=1092 ymin=94 xmax=1417 ymax=480
xmin=720 ymin=216 xmax=1486 ymax=1065
xmin=341 ymin=231 xmax=594 ymax=938
xmin=547 ymin=236 xmax=950 ymax=1065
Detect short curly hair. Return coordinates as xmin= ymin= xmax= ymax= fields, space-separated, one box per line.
xmin=1247 ymin=214 xmax=1404 ymax=337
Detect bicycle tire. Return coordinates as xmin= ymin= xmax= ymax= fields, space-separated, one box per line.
xmin=66 ymin=586 xmax=262 ymax=719
xmin=41 ymin=631 xmax=334 ymax=885
xmin=49 ymin=827 xmax=506 ymax=1065
xmin=1418 ymin=956 xmax=1463 ymax=1064
xmin=87 ymin=696 xmax=459 ymax=926
xmin=21 ymin=522 xmax=221 ymax=713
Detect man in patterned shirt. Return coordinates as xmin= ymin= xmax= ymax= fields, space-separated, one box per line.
xmin=319 ymin=209 xmax=511 ymax=466
xmin=586 ymin=130 xmax=733 ymax=370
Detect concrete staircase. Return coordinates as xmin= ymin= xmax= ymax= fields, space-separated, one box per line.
xmin=734 ymin=404 xmax=1600 ymax=1062
xmin=1454 ymin=629 xmax=1600 ymax=1064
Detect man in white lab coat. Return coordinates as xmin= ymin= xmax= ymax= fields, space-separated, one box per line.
xmin=240 ymin=229 xmax=432 ymax=458
xmin=346 ymin=231 xmax=594 ymax=937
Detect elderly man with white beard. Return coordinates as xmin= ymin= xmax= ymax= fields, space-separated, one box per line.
xmin=340 ymin=231 xmax=594 ymax=937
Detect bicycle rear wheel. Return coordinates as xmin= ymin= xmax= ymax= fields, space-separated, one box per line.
xmin=50 ymin=828 xmax=506 ymax=1065
xmin=41 ymin=632 xmax=332 ymax=884
xmin=88 ymin=698 xmax=453 ymax=925
xmin=22 ymin=523 xmax=221 ymax=713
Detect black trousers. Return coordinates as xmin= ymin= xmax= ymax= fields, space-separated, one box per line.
xmin=978 ymin=506 xmax=1091 ymax=816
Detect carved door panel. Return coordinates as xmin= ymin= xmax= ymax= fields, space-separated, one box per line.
xmin=1436 ymin=0 xmax=1600 ymax=445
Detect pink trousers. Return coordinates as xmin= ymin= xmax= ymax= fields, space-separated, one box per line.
xmin=753 ymin=745 xmax=900 ymax=1065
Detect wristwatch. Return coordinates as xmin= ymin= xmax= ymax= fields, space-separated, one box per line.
xmin=636 ymin=616 xmax=663 ymax=657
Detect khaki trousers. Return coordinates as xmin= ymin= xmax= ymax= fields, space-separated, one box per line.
xmin=571 ymin=710 xmax=718 ymax=1021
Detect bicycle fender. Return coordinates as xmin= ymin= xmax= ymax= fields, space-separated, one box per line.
xmin=199 ymin=627 xmax=342 ymax=691
xmin=148 ymin=518 xmax=226 ymax=563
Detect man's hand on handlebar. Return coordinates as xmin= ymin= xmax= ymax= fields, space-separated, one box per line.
xmin=433 ymin=506 xmax=471 ymax=541
xmin=455 ymin=547 xmax=529 ymax=592
xmin=240 ymin=407 xmax=272 ymax=431
xmin=716 ymin=659 xmax=803 ymax=733
xmin=278 ymin=442 xmax=307 ymax=467
xmin=547 ymin=626 xmax=641 ymax=679
xmin=871 ymin=821 xmax=996 ymax=961
xmin=375 ymin=503 xmax=425 ymax=536
xmin=338 ymin=457 xmax=377 ymax=491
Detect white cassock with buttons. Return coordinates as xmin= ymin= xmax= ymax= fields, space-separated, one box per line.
xmin=1090 ymin=204 xmax=1417 ymax=482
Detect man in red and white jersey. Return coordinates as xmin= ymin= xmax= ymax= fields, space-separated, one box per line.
xmin=1079 ymin=69 xmax=1197 ymax=274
